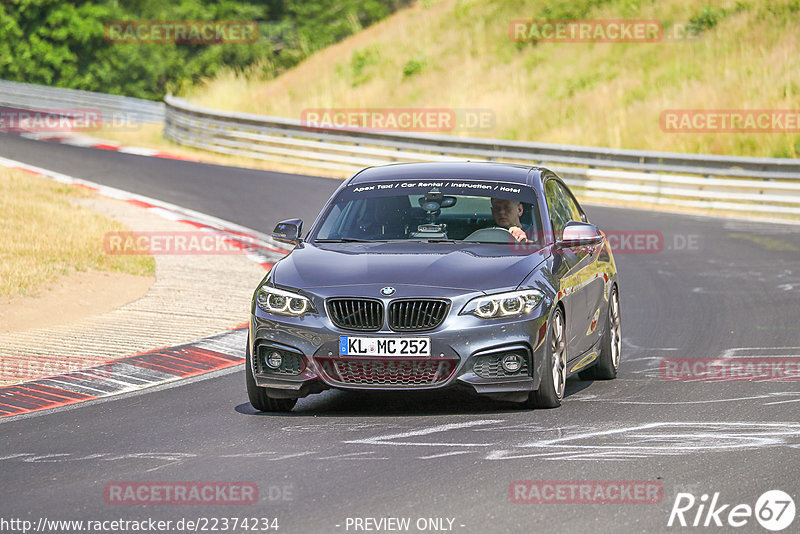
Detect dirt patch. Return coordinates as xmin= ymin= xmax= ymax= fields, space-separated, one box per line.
xmin=0 ymin=269 xmax=154 ymax=333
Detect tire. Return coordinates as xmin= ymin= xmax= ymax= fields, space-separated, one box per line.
xmin=579 ymin=285 xmax=621 ymax=380
xmin=527 ymin=307 xmax=567 ymax=409
xmin=246 ymin=338 xmax=297 ymax=412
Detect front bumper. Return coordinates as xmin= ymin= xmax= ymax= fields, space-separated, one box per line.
xmin=249 ymin=304 xmax=550 ymax=403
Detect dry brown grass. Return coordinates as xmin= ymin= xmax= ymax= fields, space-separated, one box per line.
xmin=0 ymin=166 xmax=155 ymax=297
xmin=186 ymin=0 xmax=800 ymax=158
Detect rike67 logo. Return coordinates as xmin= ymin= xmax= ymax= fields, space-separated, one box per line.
xmin=668 ymin=490 xmax=796 ymax=531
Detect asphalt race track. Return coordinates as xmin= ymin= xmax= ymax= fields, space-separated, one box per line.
xmin=1 ymin=132 xmax=799 ymax=533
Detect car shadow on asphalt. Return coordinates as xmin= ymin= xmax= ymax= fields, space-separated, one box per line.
xmin=234 ymin=378 xmax=593 ymax=417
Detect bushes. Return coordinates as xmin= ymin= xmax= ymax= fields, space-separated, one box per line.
xmin=0 ymin=0 xmax=408 ymax=100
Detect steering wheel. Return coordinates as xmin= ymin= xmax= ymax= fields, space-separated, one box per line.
xmin=463 ymin=227 xmax=515 ymax=243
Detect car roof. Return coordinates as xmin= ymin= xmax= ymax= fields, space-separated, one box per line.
xmin=347 ymin=162 xmax=550 ymax=189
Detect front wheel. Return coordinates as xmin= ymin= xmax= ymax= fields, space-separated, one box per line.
xmin=579 ymin=285 xmax=621 ymax=380
xmin=246 ymin=338 xmax=297 ymax=412
xmin=527 ymin=308 xmax=567 ymax=409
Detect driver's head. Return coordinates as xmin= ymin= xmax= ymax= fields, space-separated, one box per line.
xmin=491 ymin=198 xmax=523 ymax=228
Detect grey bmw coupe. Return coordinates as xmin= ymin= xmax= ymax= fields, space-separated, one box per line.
xmin=247 ymin=162 xmax=620 ymax=411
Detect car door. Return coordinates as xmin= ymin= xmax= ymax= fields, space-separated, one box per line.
xmin=555 ymin=181 xmax=607 ymax=355
xmin=544 ymin=179 xmax=585 ymax=357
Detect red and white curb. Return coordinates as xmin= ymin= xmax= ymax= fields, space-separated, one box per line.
xmin=0 ymin=155 xmax=291 ymax=269
xmin=0 ymin=156 xmax=292 ymax=417
xmin=0 ymin=327 xmax=248 ymax=419
xmin=18 ymin=131 xmax=195 ymax=160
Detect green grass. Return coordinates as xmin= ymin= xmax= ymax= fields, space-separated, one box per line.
xmin=186 ymin=0 xmax=800 ymax=158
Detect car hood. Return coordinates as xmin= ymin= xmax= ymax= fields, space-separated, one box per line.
xmin=271 ymin=242 xmax=549 ymax=292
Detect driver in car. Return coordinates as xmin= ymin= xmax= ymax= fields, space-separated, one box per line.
xmin=490 ymin=198 xmax=530 ymax=243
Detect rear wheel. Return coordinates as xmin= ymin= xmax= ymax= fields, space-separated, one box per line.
xmin=527 ymin=308 xmax=566 ymax=409
xmin=246 ymin=338 xmax=297 ymax=412
xmin=579 ymin=286 xmax=621 ymax=380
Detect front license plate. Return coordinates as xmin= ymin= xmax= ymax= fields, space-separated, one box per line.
xmin=339 ymin=336 xmax=431 ymax=356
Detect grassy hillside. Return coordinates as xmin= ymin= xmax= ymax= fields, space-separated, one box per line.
xmin=186 ymin=0 xmax=800 ymax=158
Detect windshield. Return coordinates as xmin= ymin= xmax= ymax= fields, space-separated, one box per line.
xmin=311 ymin=179 xmax=542 ymax=244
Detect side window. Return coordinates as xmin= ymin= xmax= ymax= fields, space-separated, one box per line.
xmin=544 ymin=180 xmax=571 ymax=241
xmin=556 ymin=182 xmax=585 ymax=223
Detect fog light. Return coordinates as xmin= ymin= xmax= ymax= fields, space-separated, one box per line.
xmin=501 ymin=353 xmax=523 ymax=373
xmin=266 ymin=351 xmax=283 ymax=369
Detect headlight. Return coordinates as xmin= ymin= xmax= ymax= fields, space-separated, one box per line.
xmin=256 ymin=286 xmax=316 ymax=317
xmin=461 ymin=289 xmax=543 ymax=319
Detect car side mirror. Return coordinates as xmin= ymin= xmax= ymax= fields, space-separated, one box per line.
xmin=272 ymin=218 xmax=303 ymax=246
xmin=557 ymin=221 xmax=603 ymax=248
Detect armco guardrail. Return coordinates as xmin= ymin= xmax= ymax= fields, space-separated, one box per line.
xmin=2 ymin=79 xmax=798 ymax=217
xmin=164 ymin=95 xmax=800 ymax=216
xmin=0 ymin=80 xmax=164 ymax=124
